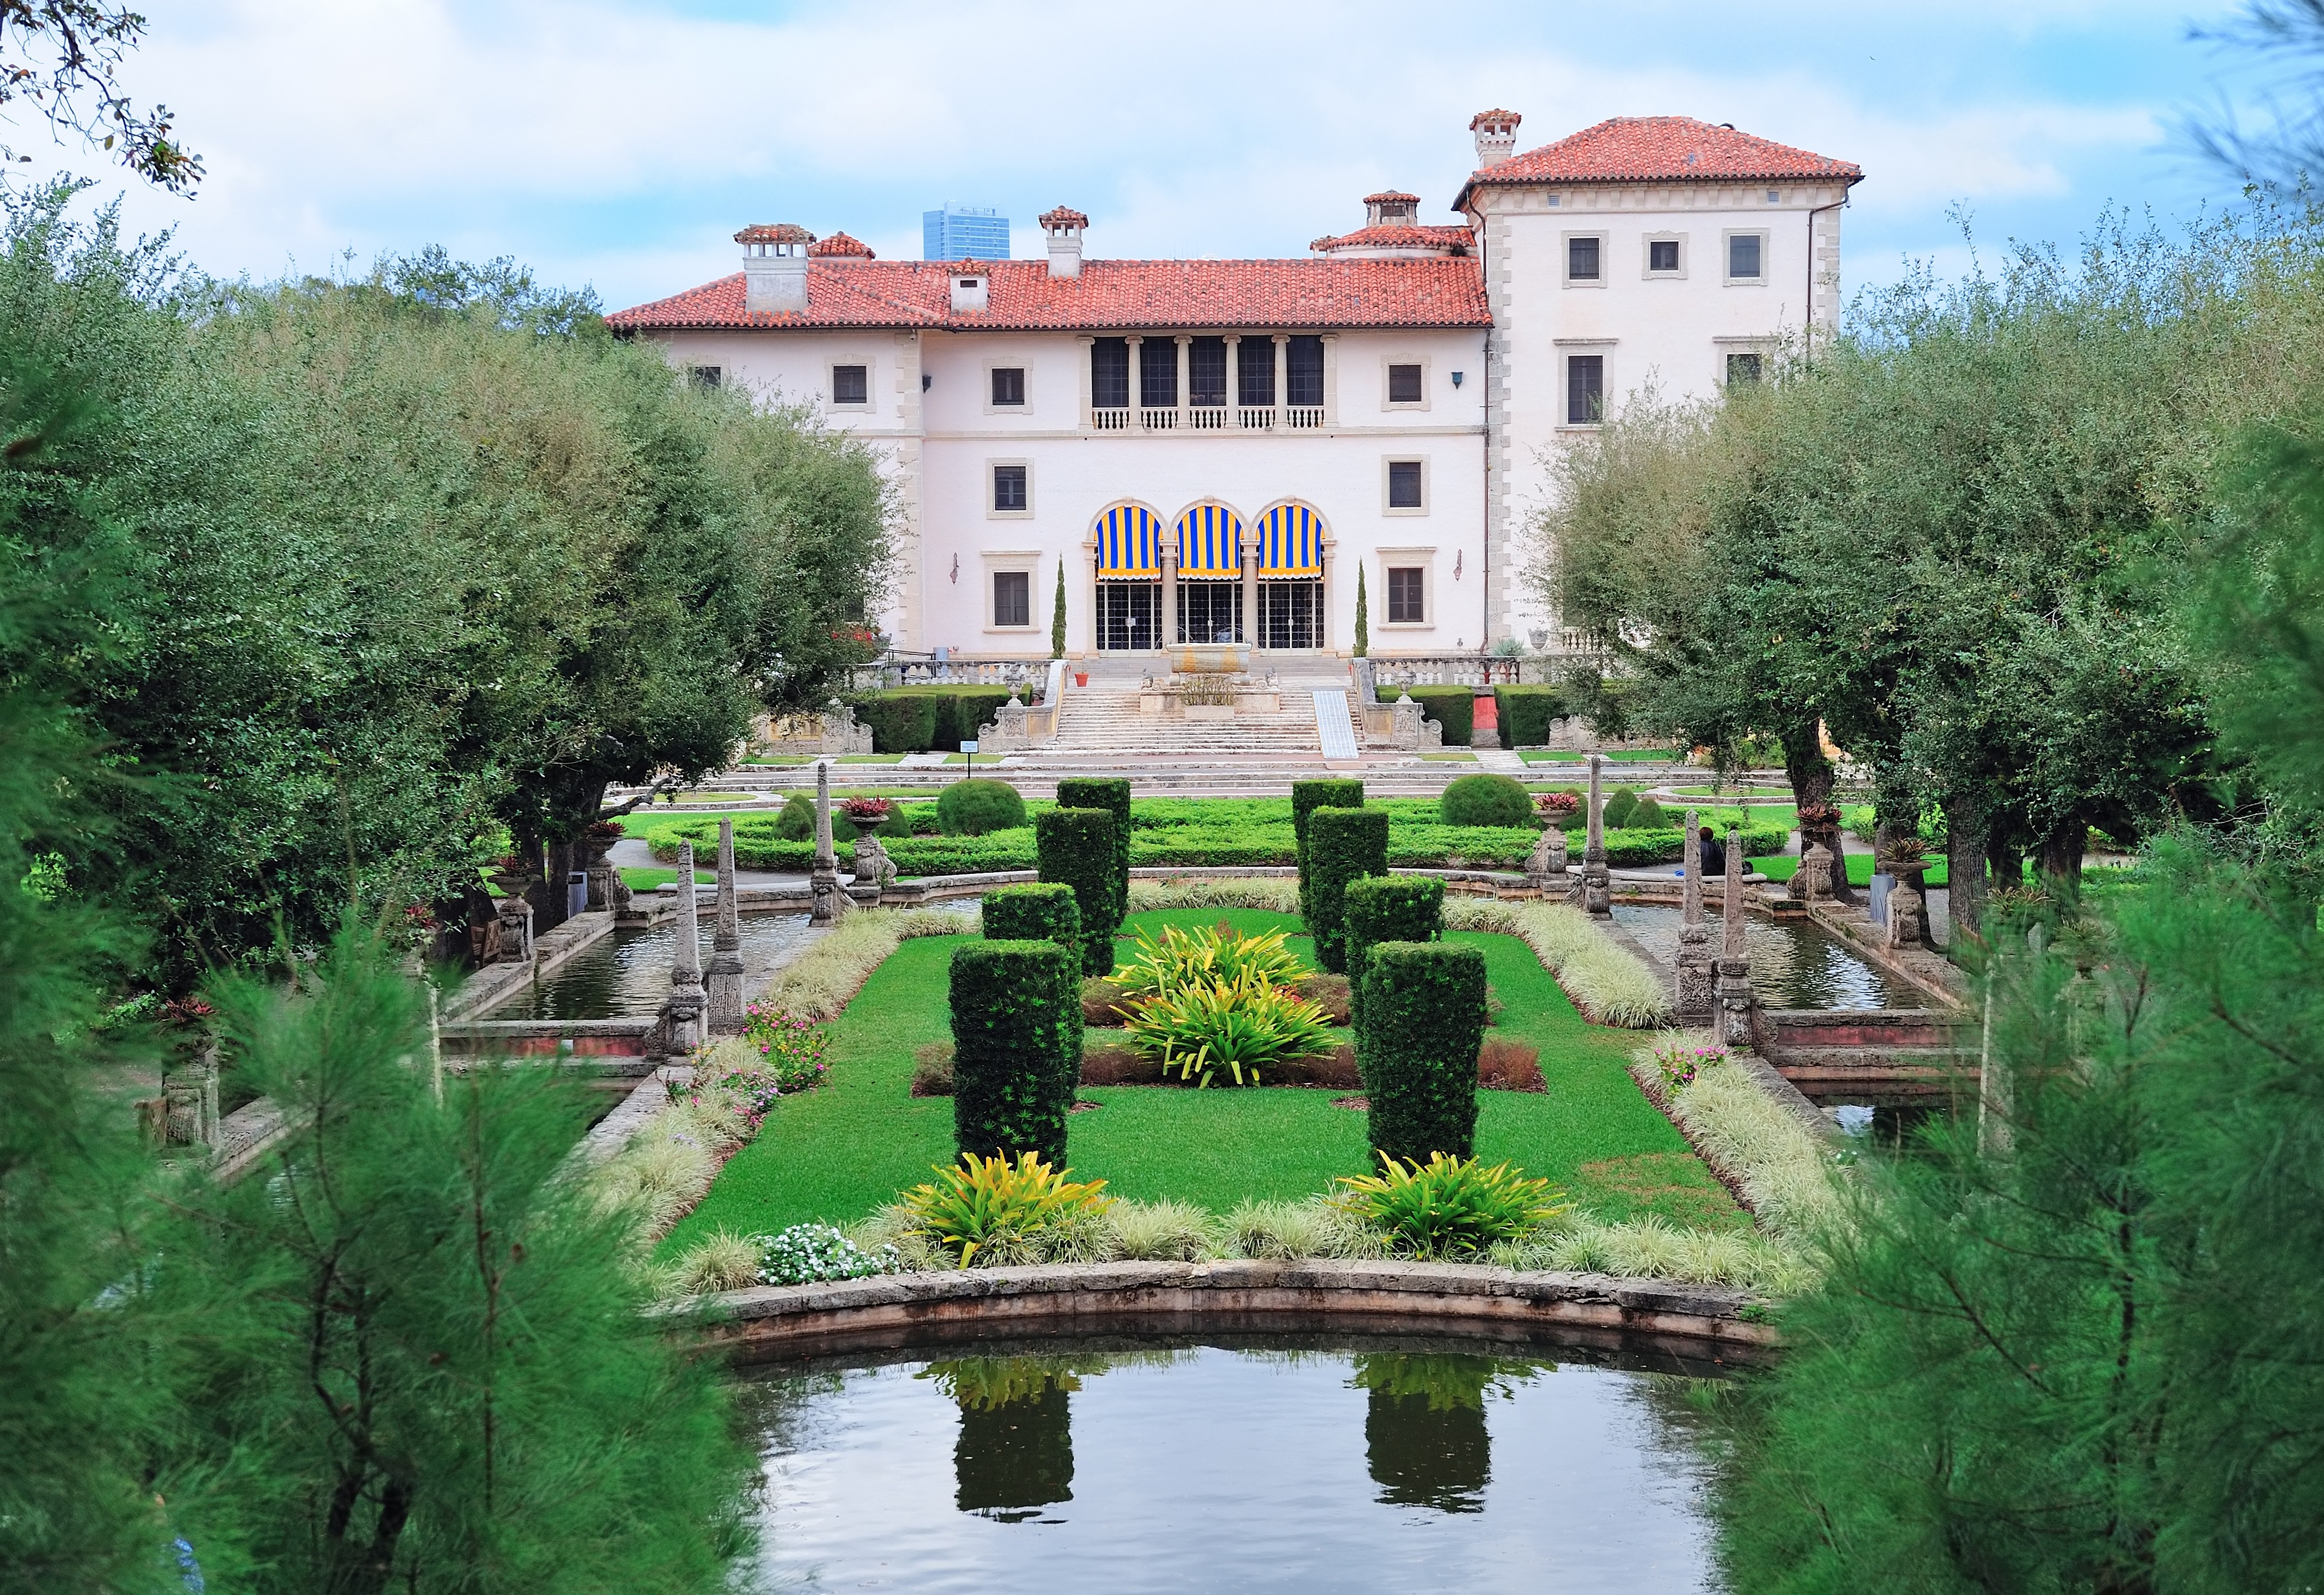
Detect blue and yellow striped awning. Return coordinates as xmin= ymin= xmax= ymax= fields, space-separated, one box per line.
xmin=1094 ymin=502 xmax=1163 ymax=578
xmin=1176 ymin=501 xmax=1244 ymax=578
xmin=1255 ymin=501 xmax=1326 ymax=576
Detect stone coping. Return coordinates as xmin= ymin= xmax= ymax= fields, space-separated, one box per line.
xmin=693 ymin=1259 xmax=1774 ymax=1362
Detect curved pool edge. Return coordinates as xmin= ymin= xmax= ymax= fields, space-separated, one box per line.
xmin=690 ymin=1258 xmax=1778 ymax=1364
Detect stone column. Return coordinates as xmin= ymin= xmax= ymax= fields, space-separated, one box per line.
xmin=1582 ymin=753 xmax=1611 ymax=916
xmin=809 ymin=760 xmax=851 ymax=926
xmin=1126 ymin=333 xmax=1145 ymax=418
xmin=1174 ymin=334 xmax=1190 ymax=427
xmin=1161 ymin=536 xmax=1179 ymax=652
xmin=1676 ymin=808 xmax=1713 ymax=1023
xmin=1224 ymin=332 xmax=1242 ymax=414
xmin=1716 ymin=824 xmax=1754 ymax=1049
xmin=1272 ymin=333 xmax=1288 ymax=422
xmin=706 ymin=816 xmax=745 ymax=1034
xmin=665 ymin=841 xmax=709 ymax=1055
xmin=1241 ymin=524 xmax=1259 ymax=648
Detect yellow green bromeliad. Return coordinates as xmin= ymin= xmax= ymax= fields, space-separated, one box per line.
xmin=1334 ymin=1152 xmax=1568 ymax=1258
xmin=1120 ymin=965 xmax=1338 ymax=1087
xmin=900 ymin=1152 xmax=1110 ymax=1267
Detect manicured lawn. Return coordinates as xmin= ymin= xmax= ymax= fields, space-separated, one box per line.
xmin=1517 ymin=748 xmax=1679 ymax=763
xmin=1754 ymin=853 xmax=1952 ymax=888
xmin=666 ymin=908 xmax=1744 ymax=1250
xmin=619 ymin=866 xmax=710 ymax=891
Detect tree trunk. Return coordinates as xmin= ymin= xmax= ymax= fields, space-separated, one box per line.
xmin=1945 ymin=792 xmax=1989 ymax=947
xmin=1783 ymin=720 xmax=1854 ymax=904
xmin=1986 ymin=829 xmax=2025 ymax=901
xmin=2036 ymin=817 xmax=2085 ymax=892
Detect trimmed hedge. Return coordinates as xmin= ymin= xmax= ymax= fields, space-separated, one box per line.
xmin=1307 ymin=806 xmax=1390 ymax=974
xmin=949 ymin=939 xmax=1080 ymax=1164
xmin=1055 ymin=777 xmax=1131 ymax=918
xmin=1291 ymin=779 xmax=1364 ymax=925
xmin=1376 ymin=684 xmax=1473 ymax=746
xmin=1035 ymin=808 xmax=1119 ymax=976
xmin=982 ymin=882 xmax=1081 ymax=965
xmin=936 ymin=777 xmax=1026 ymax=836
xmin=1492 ymin=684 xmax=1573 ymax=749
xmin=1358 ymin=941 xmax=1488 ymax=1165
xmin=1343 ymin=875 xmax=1444 ymax=1030
xmin=854 ymin=686 xmax=1019 ymax=753
xmin=1439 ymin=771 xmax=1534 ymax=828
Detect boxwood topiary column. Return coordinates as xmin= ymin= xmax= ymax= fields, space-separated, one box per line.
xmin=982 ymin=880 xmax=1082 ymax=951
xmin=1342 ymin=875 xmax=1444 ymax=1027
xmin=1054 ymin=777 xmax=1131 ymax=917
xmin=1035 ymin=807 xmax=1119 ymax=976
xmin=1307 ymin=806 xmax=1389 ymax=973
xmin=1358 ymin=941 xmax=1487 ymax=1165
xmin=1292 ymin=778 xmax=1364 ymax=926
xmin=949 ymin=939 xmax=1080 ymax=1164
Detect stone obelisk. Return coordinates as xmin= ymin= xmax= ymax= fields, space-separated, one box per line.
xmin=1715 ymin=823 xmax=1753 ymax=1049
xmin=1676 ymin=808 xmax=1713 ymax=1023
xmin=665 ymin=841 xmax=709 ymax=1055
xmin=1582 ymin=753 xmax=1611 ymax=916
xmin=809 ymin=760 xmax=850 ymax=926
xmin=706 ymin=816 xmax=745 ymax=1033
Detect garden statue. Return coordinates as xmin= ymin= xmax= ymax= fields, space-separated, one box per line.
xmin=1676 ymin=808 xmax=1714 ymax=1023
xmin=1716 ymin=824 xmax=1755 ymax=1049
xmin=161 ymin=1040 xmax=221 ymax=1151
xmin=1526 ymin=825 xmax=1568 ymax=892
xmin=852 ymin=831 xmax=898 ymax=893
xmin=664 ymin=841 xmax=709 ymax=1054
xmin=707 ymin=818 xmax=745 ymax=1034
xmin=1796 ymin=840 xmax=1837 ymax=902
xmin=494 ymin=892 xmax=534 ymax=964
xmin=809 ymin=760 xmax=851 ymax=925
xmin=1582 ymin=754 xmax=1611 ymax=916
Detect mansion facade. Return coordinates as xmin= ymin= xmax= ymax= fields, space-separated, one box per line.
xmin=607 ymin=113 xmax=1861 ymax=659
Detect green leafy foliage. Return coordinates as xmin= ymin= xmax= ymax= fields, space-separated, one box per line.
xmin=1291 ymin=779 xmax=1364 ymax=924
xmin=1358 ymin=940 xmax=1487 ymax=1163
xmin=1035 ymin=807 xmax=1119 ymax=975
xmin=981 ymin=881 xmax=1081 ymax=961
xmin=1491 ymin=684 xmax=1575 ymax=748
xmin=947 ymin=939 xmax=1080 ymax=1164
xmin=1342 ymin=875 xmax=1444 ymax=1029
xmin=900 ymin=1152 xmax=1111 ymax=1267
xmin=1119 ymin=966 xmax=1340 ymax=1087
xmin=1439 ymin=771 xmax=1534 ymax=828
xmin=1602 ymin=787 xmax=1640 ymax=829
xmin=934 ymin=777 xmax=1026 ymax=836
xmin=774 ymin=793 xmax=815 ymax=840
xmin=1353 ymin=565 xmax=1368 ymax=656
xmin=1055 ymin=776 xmax=1131 ymax=917
xmin=854 ymin=687 xmax=1015 ymax=754
xmin=1377 ymin=683 xmax=1473 ymax=744
xmin=1113 ymin=921 xmax=1308 ymax=1004
xmin=1052 ymin=559 xmax=1068 ymax=658
xmin=1336 ymin=1152 xmax=1567 ymax=1258
xmin=1305 ymin=806 xmax=1390 ymax=973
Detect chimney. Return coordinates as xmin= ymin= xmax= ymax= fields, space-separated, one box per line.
xmin=737 ymin=223 xmax=813 ymax=313
xmin=1039 ymin=206 xmax=1087 ymax=278
xmin=1363 ymin=190 xmax=1420 ymax=228
xmin=948 ymin=263 xmax=990 ymax=313
xmin=1470 ymin=108 xmax=1521 ymax=169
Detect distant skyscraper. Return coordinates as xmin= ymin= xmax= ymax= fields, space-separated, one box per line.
xmin=923 ymin=203 xmax=1010 ymax=261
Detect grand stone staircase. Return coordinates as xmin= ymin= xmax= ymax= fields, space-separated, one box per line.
xmin=1045 ymin=683 xmax=1358 ymax=760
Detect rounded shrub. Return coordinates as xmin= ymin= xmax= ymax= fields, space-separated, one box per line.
xmin=774 ymin=793 xmax=815 ymax=841
xmin=1602 ymin=787 xmax=1640 ymax=830
xmin=1439 ymin=772 xmax=1533 ymax=828
xmin=948 ymin=939 xmax=1081 ymax=1164
xmin=936 ymin=777 xmax=1027 ymax=837
xmin=1357 ymin=941 xmax=1488 ymax=1166
xmin=1629 ymin=795 xmax=1668 ymax=830
xmin=1035 ymin=808 xmax=1121 ymax=976
xmin=1307 ymin=806 xmax=1390 ymax=974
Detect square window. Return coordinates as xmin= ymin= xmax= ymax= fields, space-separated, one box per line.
xmin=1388 ymin=460 xmax=1424 ymax=510
xmin=993 ymin=571 xmax=1030 ymax=627
xmin=992 ymin=464 xmax=1027 ymax=513
xmin=1568 ymin=235 xmax=1600 ymax=281
xmin=1728 ymin=233 xmax=1763 ymax=280
xmin=1387 ymin=363 xmax=1423 ymax=404
xmin=1387 ymin=567 xmax=1425 ymax=624
xmin=687 ymin=365 xmax=722 ymax=389
xmin=1566 ymin=355 xmax=1604 ymax=425
xmin=1648 ymin=239 xmax=1679 ymax=273
xmin=1727 ymin=352 xmax=1763 ymax=386
xmin=831 ymin=364 xmax=869 ymax=405
xmin=990 ymin=367 xmax=1025 ymax=406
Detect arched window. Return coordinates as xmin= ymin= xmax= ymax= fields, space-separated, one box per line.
xmin=1254 ymin=501 xmax=1327 ymax=650
xmin=1173 ymin=501 xmax=1244 ymax=643
xmin=1091 ymin=501 xmax=1164 ymax=651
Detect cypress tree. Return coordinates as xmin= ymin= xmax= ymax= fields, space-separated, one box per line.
xmin=1051 ymin=558 xmax=1068 ymax=659
xmin=1353 ymin=565 xmax=1369 ymax=658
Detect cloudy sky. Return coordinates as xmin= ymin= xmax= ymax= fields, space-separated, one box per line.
xmin=5 ymin=0 xmax=2291 ymax=315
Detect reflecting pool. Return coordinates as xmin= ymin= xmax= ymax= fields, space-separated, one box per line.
xmin=482 ymin=912 xmax=811 ymax=1020
xmin=1612 ymin=903 xmax=1923 ymax=1010
xmin=745 ymin=1335 xmax=1724 ymax=1593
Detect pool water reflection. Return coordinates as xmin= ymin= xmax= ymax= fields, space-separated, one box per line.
xmin=481 ymin=912 xmax=810 ymax=1021
xmin=1612 ymin=903 xmax=1923 ymax=1010
xmin=746 ymin=1337 xmax=1724 ymax=1593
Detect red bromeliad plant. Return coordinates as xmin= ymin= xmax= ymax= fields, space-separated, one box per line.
xmin=838 ymin=798 xmax=892 ymax=822
xmin=1534 ymin=791 xmax=1580 ymax=817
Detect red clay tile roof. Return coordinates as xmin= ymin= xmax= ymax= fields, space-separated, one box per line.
xmin=1362 ymin=189 xmax=1420 ymax=205
xmin=807 ymin=231 xmax=874 ymax=258
xmin=1038 ymin=205 xmax=1089 ymax=229
xmin=1310 ymin=223 xmax=1472 ymax=254
xmin=734 ymin=222 xmax=814 ymax=245
xmin=607 ymin=256 xmax=1490 ymax=334
xmin=1462 ymin=116 xmax=1860 ymax=196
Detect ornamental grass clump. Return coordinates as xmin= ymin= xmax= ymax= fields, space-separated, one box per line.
xmin=1334 ymin=1152 xmax=1568 ymax=1259
xmin=901 ymin=1152 xmax=1112 ymax=1267
xmin=1442 ymin=898 xmax=1673 ymax=1027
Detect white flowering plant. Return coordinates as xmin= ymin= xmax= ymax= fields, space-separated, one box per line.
xmin=751 ymin=1223 xmax=904 ymax=1286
